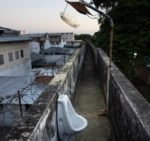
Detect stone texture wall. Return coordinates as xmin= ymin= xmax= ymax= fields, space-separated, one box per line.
xmin=89 ymin=43 xmax=150 ymax=141
xmin=6 ymin=46 xmax=85 ymax=141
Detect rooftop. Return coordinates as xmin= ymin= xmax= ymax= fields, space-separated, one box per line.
xmin=2 ymin=83 xmax=48 ymax=105
xmin=22 ymin=33 xmax=46 ymax=38
xmin=0 ymin=67 xmax=56 ymax=105
xmin=0 ymin=76 xmax=29 ymax=101
xmin=0 ymin=36 xmax=32 ymax=43
xmin=43 ymin=47 xmax=75 ymax=55
xmin=31 ymin=53 xmax=44 ymax=62
xmin=0 ymin=26 xmax=20 ymax=32
xmin=32 ymin=54 xmax=66 ymax=67
xmin=0 ymin=26 xmax=20 ymax=36
xmin=0 ymin=71 xmax=54 ymax=105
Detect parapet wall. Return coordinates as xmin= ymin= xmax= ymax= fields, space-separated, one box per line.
xmin=89 ymin=43 xmax=150 ymax=141
xmin=6 ymin=46 xmax=85 ymax=141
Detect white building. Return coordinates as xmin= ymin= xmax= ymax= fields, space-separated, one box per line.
xmin=0 ymin=31 xmax=59 ymax=128
xmin=22 ymin=33 xmax=75 ymax=54
xmin=0 ymin=36 xmax=32 ymax=76
xmin=49 ymin=34 xmax=62 ymax=48
xmin=49 ymin=32 xmax=75 ymax=48
xmin=61 ymin=32 xmax=74 ymax=43
xmin=22 ymin=33 xmax=50 ymax=54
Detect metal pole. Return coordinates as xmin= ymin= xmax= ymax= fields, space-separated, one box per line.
xmin=18 ymin=90 xmax=23 ymax=118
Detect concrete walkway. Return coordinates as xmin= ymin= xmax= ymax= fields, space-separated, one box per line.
xmin=74 ymin=46 xmax=111 ymax=141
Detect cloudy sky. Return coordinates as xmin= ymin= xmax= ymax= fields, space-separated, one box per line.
xmin=0 ymin=0 xmax=99 ymax=34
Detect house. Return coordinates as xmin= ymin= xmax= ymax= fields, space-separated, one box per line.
xmin=0 ymin=30 xmax=78 ymax=138
xmin=22 ymin=33 xmax=75 ymax=54
xmin=61 ymin=32 xmax=74 ymax=43
xmin=0 ymin=30 xmax=61 ymax=133
xmin=49 ymin=33 xmax=62 ymax=48
xmin=0 ymin=28 xmax=75 ymax=135
xmin=65 ymin=40 xmax=82 ymax=48
xmin=22 ymin=33 xmax=51 ymax=54
xmin=49 ymin=32 xmax=75 ymax=48
xmin=0 ymin=36 xmax=32 ymax=76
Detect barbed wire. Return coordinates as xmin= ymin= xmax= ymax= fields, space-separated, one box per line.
xmin=0 ymin=56 xmax=67 ymax=137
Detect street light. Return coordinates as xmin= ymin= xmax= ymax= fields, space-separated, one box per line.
xmin=62 ymin=0 xmax=114 ymax=110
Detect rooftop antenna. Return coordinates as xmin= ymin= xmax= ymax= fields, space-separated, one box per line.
xmin=60 ymin=3 xmax=80 ymax=28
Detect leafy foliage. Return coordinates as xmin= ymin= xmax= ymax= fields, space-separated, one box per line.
xmin=75 ymin=34 xmax=92 ymax=41
xmin=93 ymin=0 xmax=121 ymax=9
xmin=92 ymin=0 xmax=150 ymax=78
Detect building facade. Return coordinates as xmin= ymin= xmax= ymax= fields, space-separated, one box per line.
xmin=0 ymin=37 xmax=32 ymax=76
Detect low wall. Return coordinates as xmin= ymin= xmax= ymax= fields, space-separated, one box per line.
xmin=6 ymin=46 xmax=85 ymax=141
xmin=89 ymin=43 xmax=150 ymax=141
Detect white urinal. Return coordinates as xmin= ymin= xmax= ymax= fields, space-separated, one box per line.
xmin=57 ymin=95 xmax=88 ymax=141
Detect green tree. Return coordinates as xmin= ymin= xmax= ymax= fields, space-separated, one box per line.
xmin=75 ymin=34 xmax=92 ymax=41
xmin=93 ymin=0 xmax=150 ymax=78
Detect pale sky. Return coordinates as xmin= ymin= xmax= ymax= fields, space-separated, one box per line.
xmin=0 ymin=0 xmax=99 ymax=35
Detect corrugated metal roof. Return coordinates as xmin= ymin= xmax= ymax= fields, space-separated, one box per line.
xmin=22 ymin=33 xmax=46 ymax=38
xmin=0 ymin=76 xmax=29 ymax=98
xmin=0 ymin=36 xmax=32 ymax=43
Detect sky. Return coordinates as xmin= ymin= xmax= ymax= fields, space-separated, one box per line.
xmin=0 ymin=0 xmax=100 ymax=35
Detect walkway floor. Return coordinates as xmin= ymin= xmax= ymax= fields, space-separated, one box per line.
xmin=74 ymin=47 xmax=111 ymax=141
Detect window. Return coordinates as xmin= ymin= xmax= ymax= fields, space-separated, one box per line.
xmin=0 ymin=54 xmax=4 ymax=65
xmin=8 ymin=52 xmax=13 ymax=62
xmin=15 ymin=51 xmax=19 ymax=59
xmin=20 ymin=50 xmax=24 ymax=58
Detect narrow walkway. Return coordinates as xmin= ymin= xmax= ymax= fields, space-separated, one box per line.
xmin=74 ymin=46 xmax=111 ymax=141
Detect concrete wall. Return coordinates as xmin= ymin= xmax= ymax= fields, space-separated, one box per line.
xmin=6 ymin=45 xmax=85 ymax=141
xmin=0 ymin=42 xmax=31 ymax=76
xmin=89 ymin=43 xmax=150 ymax=141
